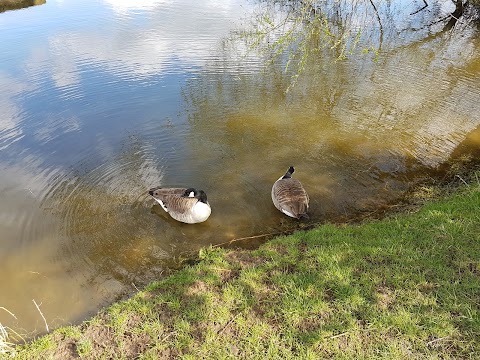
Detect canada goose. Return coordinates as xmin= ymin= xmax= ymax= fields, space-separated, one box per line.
xmin=272 ymin=166 xmax=309 ymax=220
xmin=148 ymin=187 xmax=211 ymax=224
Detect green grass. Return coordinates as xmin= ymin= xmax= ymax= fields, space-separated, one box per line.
xmin=8 ymin=181 xmax=480 ymax=359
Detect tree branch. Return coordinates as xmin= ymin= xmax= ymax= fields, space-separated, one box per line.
xmin=410 ymin=0 xmax=429 ymax=16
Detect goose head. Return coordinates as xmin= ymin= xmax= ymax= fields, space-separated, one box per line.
xmin=183 ymin=188 xmax=208 ymax=204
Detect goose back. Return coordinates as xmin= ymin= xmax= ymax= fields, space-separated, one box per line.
xmin=271 ymin=167 xmax=309 ymax=219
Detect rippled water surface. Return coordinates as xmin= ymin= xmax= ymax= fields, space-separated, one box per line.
xmin=1 ymin=0 xmax=479 ymax=336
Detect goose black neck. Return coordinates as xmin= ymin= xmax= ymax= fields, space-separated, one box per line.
xmin=282 ymin=166 xmax=295 ymax=179
xmin=198 ymin=190 xmax=208 ymax=203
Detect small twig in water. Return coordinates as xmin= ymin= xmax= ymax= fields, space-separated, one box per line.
xmin=213 ymin=221 xmax=325 ymax=249
xmin=0 ymin=307 xmax=17 ymax=320
xmin=32 ymin=299 xmax=49 ymax=332
xmin=213 ymin=231 xmax=286 ymax=248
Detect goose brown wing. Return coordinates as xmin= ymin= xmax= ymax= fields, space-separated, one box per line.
xmin=272 ymin=178 xmax=309 ymax=217
xmin=149 ymin=187 xmax=188 ymax=197
xmin=150 ymin=188 xmax=190 ymax=213
xmin=163 ymin=195 xmax=198 ymax=215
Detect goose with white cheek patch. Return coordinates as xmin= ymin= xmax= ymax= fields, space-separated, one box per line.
xmin=272 ymin=166 xmax=309 ymax=220
xmin=148 ymin=187 xmax=211 ymax=224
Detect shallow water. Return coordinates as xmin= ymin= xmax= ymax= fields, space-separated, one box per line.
xmin=0 ymin=0 xmax=479 ymax=337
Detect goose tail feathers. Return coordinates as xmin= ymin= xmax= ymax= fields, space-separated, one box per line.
xmin=298 ymin=213 xmax=309 ymax=221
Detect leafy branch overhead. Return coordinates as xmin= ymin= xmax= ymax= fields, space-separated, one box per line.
xmin=239 ymin=0 xmax=478 ymax=90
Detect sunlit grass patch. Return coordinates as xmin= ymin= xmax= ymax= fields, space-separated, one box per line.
xmin=75 ymin=337 xmax=93 ymax=357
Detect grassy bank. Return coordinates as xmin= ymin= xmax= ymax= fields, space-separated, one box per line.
xmin=6 ymin=178 xmax=480 ymax=359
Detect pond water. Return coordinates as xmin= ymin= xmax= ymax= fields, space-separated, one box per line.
xmin=0 ymin=0 xmax=479 ymax=338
